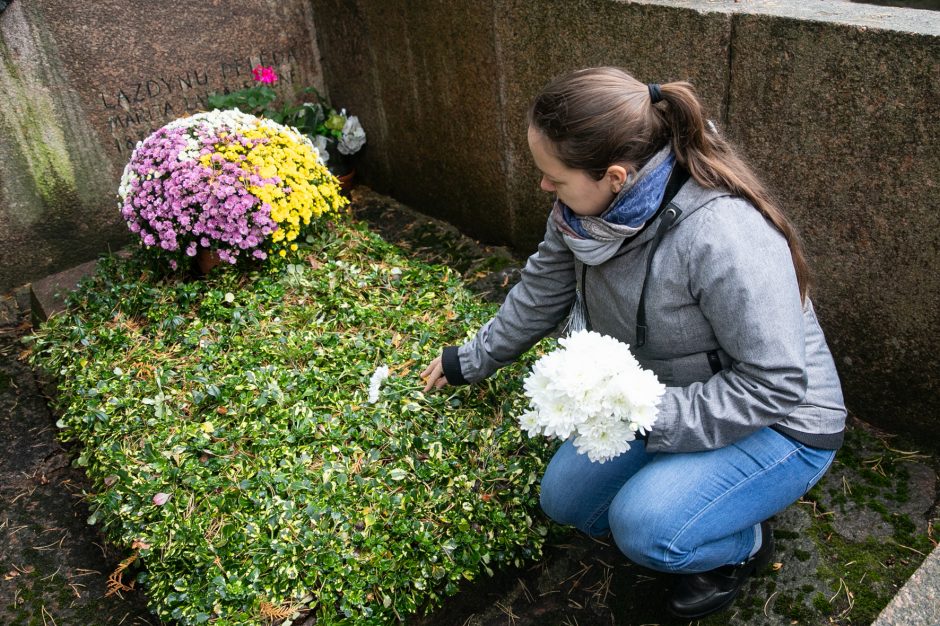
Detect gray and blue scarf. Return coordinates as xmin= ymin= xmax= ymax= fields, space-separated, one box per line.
xmin=551 ymin=147 xmax=676 ymax=266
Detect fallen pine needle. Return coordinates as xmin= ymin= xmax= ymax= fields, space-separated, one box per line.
xmin=764 ymin=590 xmax=780 ymax=616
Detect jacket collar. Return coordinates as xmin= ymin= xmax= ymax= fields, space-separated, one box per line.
xmin=616 ymin=179 xmax=734 ymax=254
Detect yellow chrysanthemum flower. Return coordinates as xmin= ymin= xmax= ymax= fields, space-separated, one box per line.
xmin=202 ymin=115 xmax=349 ymax=260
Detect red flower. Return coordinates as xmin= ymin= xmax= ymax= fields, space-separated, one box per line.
xmin=251 ymin=65 xmax=278 ymax=85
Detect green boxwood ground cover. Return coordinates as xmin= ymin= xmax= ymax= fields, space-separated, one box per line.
xmin=27 ymin=219 xmax=556 ymax=625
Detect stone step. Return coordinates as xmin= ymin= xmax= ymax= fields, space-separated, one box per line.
xmin=29 ymin=251 xmax=133 ymax=327
xmin=28 ymin=259 xmax=100 ymax=327
xmin=873 ymin=545 xmax=940 ymax=626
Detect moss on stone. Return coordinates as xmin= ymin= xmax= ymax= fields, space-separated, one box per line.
xmin=793 ymin=548 xmax=811 ymax=562
xmin=772 ymin=528 xmax=800 ymax=541
xmin=774 ymin=591 xmax=818 ymax=622
xmin=21 ymin=571 xmax=122 ymax=626
xmin=890 ymin=513 xmax=917 ymax=539
xmin=758 ymin=419 xmax=940 ymax=625
xmin=804 ymin=499 xmax=933 ymax=623
xmin=811 ymin=591 xmax=830 ymax=612
xmin=892 ymin=466 xmax=911 ymax=503
xmin=0 ymin=36 xmax=78 ymax=212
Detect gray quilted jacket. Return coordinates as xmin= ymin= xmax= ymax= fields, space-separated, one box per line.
xmin=442 ymin=179 xmax=847 ymax=453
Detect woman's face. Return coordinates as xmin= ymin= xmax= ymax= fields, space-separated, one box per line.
xmin=527 ymin=125 xmax=619 ymax=217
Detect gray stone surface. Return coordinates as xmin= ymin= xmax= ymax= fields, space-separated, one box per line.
xmin=0 ymin=294 xmax=18 ymax=327
xmin=874 ymin=545 xmax=940 ymax=626
xmin=820 ymin=459 xmax=937 ymax=542
xmin=29 ymin=258 xmax=99 ymax=325
xmin=0 ymin=0 xmax=326 ymax=292
xmin=640 ymin=0 xmax=940 ymax=34
xmin=311 ymin=0 xmax=509 ymax=243
xmin=725 ymin=8 xmax=940 ymax=452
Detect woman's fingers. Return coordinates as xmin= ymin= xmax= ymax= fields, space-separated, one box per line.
xmin=421 ymin=356 xmax=449 ymax=392
xmin=420 ymin=358 xmax=440 ymax=380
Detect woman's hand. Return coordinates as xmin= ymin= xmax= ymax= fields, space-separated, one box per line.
xmin=421 ymin=355 xmax=450 ymax=392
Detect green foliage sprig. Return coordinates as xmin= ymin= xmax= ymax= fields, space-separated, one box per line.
xmin=207 ymin=65 xmax=366 ymax=173
xmin=27 ymin=218 xmax=554 ymax=625
xmin=207 ymin=84 xmax=330 ymax=140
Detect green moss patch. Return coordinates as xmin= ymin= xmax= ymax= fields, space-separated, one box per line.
xmin=793 ymin=422 xmax=937 ymax=625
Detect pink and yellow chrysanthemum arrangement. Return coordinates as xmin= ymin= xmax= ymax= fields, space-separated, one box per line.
xmin=118 ymin=109 xmax=348 ymax=267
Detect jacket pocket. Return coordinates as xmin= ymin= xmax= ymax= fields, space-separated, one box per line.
xmin=642 ymin=351 xmax=727 ymax=387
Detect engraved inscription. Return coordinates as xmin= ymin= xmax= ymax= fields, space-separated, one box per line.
xmin=99 ymin=49 xmax=303 ymax=155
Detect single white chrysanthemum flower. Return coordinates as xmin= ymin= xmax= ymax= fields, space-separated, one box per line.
xmin=367 ymin=365 xmax=390 ymax=403
xmin=538 ymin=397 xmax=581 ymax=440
xmin=517 ymin=410 xmax=543 ymax=438
xmin=574 ymin=414 xmax=636 ymax=463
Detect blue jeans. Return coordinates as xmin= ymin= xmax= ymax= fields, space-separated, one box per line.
xmin=539 ymin=427 xmax=835 ymax=574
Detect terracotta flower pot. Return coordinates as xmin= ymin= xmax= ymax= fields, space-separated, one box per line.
xmin=336 ymin=168 xmax=357 ymax=196
xmin=195 ymin=248 xmax=222 ymax=274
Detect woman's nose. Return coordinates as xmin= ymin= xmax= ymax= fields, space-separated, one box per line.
xmin=540 ymin=177 xmax=555 ymax=192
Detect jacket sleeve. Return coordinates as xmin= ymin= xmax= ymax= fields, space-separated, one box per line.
xmin=646 ymin=202 xmax=808 ymax=453
xmin=444 ymin=216 xmax=577 ymax=384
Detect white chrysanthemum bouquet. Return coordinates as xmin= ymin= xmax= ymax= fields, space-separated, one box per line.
xmin=517 ymin=330 xmax=666 ymax=463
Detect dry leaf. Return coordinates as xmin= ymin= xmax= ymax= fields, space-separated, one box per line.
xmin=106 ymin=552 xmax=138 ymax=596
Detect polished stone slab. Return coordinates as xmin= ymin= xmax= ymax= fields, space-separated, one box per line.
xmin=874 ymin=545 xmax=940 ymax=626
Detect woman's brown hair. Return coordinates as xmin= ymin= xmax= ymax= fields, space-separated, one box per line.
xmin=528 ymin=67 xmax=811 ymax=301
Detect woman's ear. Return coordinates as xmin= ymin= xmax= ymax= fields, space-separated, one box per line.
xmin=605 ymin=165 xmax=631 ymax=194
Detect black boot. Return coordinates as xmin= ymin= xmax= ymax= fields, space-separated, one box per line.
xmin=667 ymin=521 xmax=775 ymax=619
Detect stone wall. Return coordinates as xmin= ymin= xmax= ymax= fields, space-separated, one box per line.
xmin=312 ymin=0 xmax=940 ymax=446
xmin=0 ymin=0 xmax=325 ymax=290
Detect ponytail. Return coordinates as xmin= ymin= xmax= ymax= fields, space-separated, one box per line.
xmin=530 ymin=68 xmax=811 ymax=301
xmin=655 ymin=81 xmax=811 ymax=301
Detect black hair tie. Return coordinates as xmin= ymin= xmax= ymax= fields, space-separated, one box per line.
xmin=648 ymin=83 xmax=663 ymax=104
